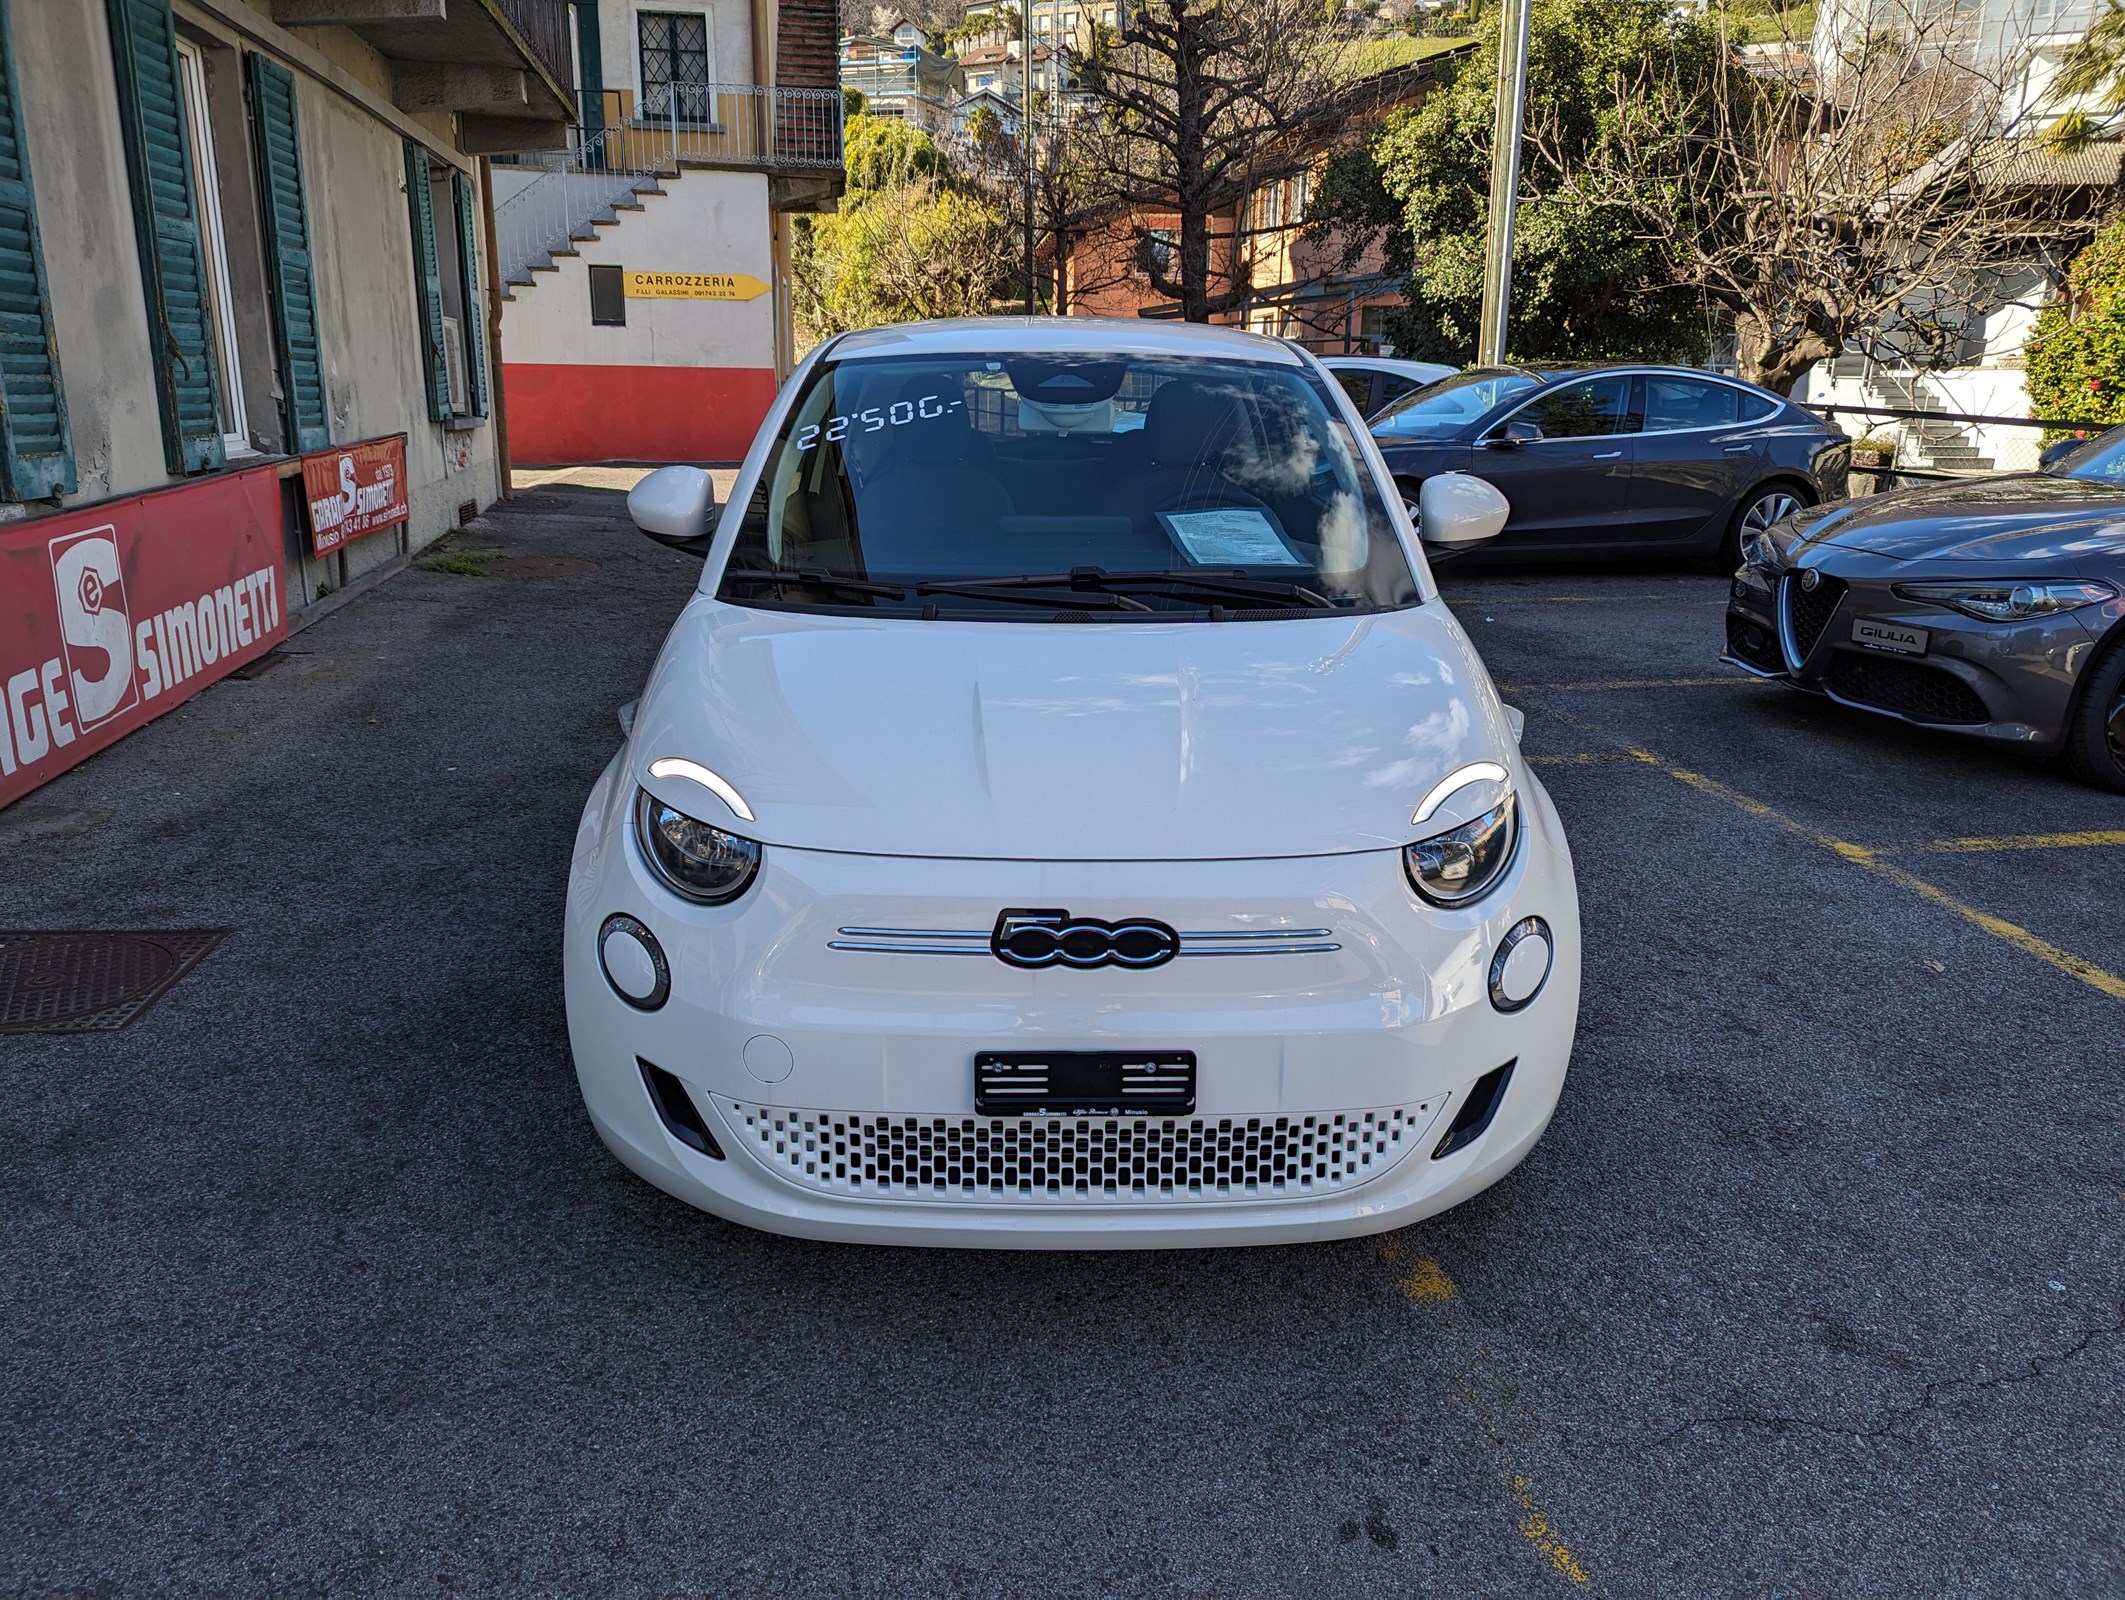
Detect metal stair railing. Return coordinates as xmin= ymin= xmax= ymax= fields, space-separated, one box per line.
xmin=494 ymin=86 xmax=844 ymax=285
xmin=493 ymin=122 xmax=673 ymax=286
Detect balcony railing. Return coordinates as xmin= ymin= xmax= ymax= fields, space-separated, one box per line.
xmin=489 ymin=0 xmax=575 ymax=99
xmin=494 ymin=87 xmax=844 ymax=283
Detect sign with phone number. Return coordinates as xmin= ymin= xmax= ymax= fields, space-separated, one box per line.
xmin=624 ymin=272 xmax=770 ymax=301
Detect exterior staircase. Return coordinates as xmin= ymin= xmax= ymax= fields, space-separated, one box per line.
xmin=1865 ymin=370 xmax=1996 ymax=472
xmin=493 ymin=128 xmax=677 ymax=299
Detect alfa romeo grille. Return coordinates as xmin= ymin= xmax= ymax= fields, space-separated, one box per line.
xmin=717 ymin=1100 xmax=1437 ymax=1204
xmin=1781 ymin=574 xmax=1847 ymax=666
xmin=1826 ymin=652 xmax=1988 ymax=725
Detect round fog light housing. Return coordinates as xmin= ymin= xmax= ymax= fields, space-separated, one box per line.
xmin=1488 ymin=916 xmax=1552 ymax=1013
xmin=599 ymin=913 xmax=670 ymax=1010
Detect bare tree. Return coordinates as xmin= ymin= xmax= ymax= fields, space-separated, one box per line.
xmin=1074 ymin=0 xmax=1358 ymax=321
xmin=1585 ymin=5 xmax=2085 ymax=392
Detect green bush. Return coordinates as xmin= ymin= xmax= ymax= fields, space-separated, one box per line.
xmin=2025 ymin=217 xmax=2125 ymax=427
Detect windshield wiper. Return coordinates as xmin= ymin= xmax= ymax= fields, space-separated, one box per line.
xmin=721 ymin=567 xmax=907 ymax=600
xmin=913 ymin=578 xmax=1152 ymax=611
xmin=937 ymin=567 xmax=1339 ymax=609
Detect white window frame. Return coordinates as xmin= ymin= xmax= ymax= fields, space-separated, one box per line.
xmin=632 ymin=5 xmax=718 ymax=124
xmin=175 ymin=39 xmax=251 ymax=457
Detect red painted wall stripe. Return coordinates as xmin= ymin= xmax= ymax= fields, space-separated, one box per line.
xmin=503 ymin=363 xmax=778 ymax=465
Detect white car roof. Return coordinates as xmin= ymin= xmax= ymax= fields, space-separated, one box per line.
xmin=825 ymin=316 xmax=1307 ymax=365
xmin=1321 ymin=356 xmax=1458 ymax=382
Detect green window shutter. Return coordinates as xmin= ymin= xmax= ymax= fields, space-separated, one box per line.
xmin=0 ymin=0 xmax=73 ymax=500
xmin=247 ymin=54 xmax=326 ymax=453
xmin=452 ymin=168 xmax=487 ymax=418
xmin=106 ymin=0 xmax=224 ymax=474
xmin=404 ymin=140 xmax=450 ymax=424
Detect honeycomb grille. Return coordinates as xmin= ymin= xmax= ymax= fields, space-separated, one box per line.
xmin=1826 ymin=652 xmax=1989 ymax=725
xmin=718 ymin=1100 xmax=1436 ymax=1204
xmin=1783 ymin=574 xmax=1847 ymax=663
xmin=1725 ymin=613 xmax=1782 ymax=672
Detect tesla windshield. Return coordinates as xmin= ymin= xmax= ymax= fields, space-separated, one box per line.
xmin=716 ymin=352 xmax=1418 ymax=619
xmin=1369 ymin=371 xmax=1541 ymax=440
xmin=2057 ymin=429 xmax=2125 ymax=481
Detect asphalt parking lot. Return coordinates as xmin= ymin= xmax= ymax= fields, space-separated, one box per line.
xmin=5 ymin=482 xmax=2123 ymax=1598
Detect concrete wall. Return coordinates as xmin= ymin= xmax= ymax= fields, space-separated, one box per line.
xmin=500 ymin=166 xmax=779 ymax=463
xmin=7 ymin=0 xmax=501 ymax=610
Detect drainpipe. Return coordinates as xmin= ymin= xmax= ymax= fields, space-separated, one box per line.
xmin=479 ymin=157 xmax=512 ymax=498
xmin=752 ymin=0 xmax=774 ymax=160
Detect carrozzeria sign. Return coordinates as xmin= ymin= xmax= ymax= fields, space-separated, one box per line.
xmin=623 ymin=271 xmax=770 ymax=301
xmin=0 ymin=466 xmax=287 ymax=810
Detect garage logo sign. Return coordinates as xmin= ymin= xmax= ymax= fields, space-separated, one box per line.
xmin=0 ymin=466 xmax=286 ymax=811
xmin=304 ymin=435 xmax=409 ymax=558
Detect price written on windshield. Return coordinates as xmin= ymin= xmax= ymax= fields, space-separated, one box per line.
xmin=796 ymin=395 xmax=962 ymax=451
xmin=624 ymin=272 xmax=770 ymax=301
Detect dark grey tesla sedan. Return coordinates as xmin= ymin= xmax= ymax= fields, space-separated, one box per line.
xmin=1369 ymin=365 xmax=1850 ymax=565
xmin=1723 ymin=432 xmax=2125 ymax=791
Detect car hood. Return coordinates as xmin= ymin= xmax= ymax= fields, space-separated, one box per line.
xmin=628 ymin=599 xmax=1515 ymax=860
xmin=1793 ymin=474 xmax=2125 ymax=564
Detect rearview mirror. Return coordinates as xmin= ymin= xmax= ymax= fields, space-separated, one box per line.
xmin=1484 ymin=420 xmax=1543 ymax=449
xmin=1417 ymin=472 xmax=1510 ymax=554
xmin=627 ymin=465 xmax=717 ymax=555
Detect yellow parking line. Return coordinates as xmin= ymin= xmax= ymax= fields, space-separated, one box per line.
xmin=1626 ymin=750 xmax=2125 ymax=1003
xmin=1526 ymin=753 xmax=1641 ymax=766
xmin=1919 ymin=830 xmax=2125 ymax=853
xmin=1498 ymin=676 xmax=1769 ymax=693
xmin=1375 ymin=1242 xmax=1596 ymax=1587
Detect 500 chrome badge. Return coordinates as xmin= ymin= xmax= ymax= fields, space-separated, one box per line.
xmin=990 ymin=909 xmax=1181 ymax=970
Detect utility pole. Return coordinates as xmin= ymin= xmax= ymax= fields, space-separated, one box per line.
xmin=1476 ymin=0 xmax=1531 ymax=367
xmin=1023 ymin=0 xmax=1037 ymax=313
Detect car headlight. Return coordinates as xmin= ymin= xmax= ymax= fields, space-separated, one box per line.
xmin=634 ymin=787 xmax=762 ymax=904
xmin=1404 ymin=790 xmax=1519 ymax=908
xmin=1890 ymin=579 xmax=2118 ymax=622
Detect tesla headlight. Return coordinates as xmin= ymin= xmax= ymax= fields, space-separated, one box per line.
xmin=1890 ymin=579 xmax=2118 ymax=622
xmin=634 ymin=788 xmax=762 ymax=904
xmin=1404 ymin=790 xmax=1519 ymax=908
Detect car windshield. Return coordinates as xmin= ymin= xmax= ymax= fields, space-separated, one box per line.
xmin=2057 ymin=428 xmax=2125 ymax=481
xmin=717 ymin=351 xmax=1418 ymax=619
xmin=1369 ymin=371 xmax=1541 ymax=441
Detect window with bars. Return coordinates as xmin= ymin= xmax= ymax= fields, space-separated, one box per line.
xmin=638 ymin=9 xmax=713 ymax=124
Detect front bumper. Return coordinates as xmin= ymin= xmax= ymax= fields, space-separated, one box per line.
xmin=1723 ymin=558 xmax=2108 ymax=747
xmin=562 ymin=754 xmax=1580 ymax=1248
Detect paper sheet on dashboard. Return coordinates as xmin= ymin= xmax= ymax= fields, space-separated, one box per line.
xmin=1155 ymin=508 xmax=1306 ymax=567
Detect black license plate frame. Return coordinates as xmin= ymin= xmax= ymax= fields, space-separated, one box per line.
xmin=974 ymin=1050 xmax=1196 ymax=1116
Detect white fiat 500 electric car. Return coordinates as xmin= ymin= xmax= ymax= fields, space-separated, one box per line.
xmin=564 ymin=318 xmax=1579 ymax=1247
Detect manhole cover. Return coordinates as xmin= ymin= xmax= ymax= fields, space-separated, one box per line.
xmin=486 ymin=555 xmax=597 ymax=579
xmin=0 ymin=930 xmax=227 ymax=1034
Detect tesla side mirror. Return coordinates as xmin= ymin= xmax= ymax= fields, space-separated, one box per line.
xmin=1484 ymin=420 xmax=1543 ymax=449
xmin=1417 ymin=471 xmax=1510 ymax=554
xmin=2039 ymin=437 xmax=2081 ymax=472
xmin=627 ymin=465 xmax=717 ymax=555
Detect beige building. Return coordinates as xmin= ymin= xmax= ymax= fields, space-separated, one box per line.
xmin=0 ymin=0 xmax=574 ymax=810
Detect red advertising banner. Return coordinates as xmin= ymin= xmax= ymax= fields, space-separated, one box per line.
xmin=0 ymin=465 xmax=287 ymax=811
xmin=303 ymin=435 xmax=409 ymax=557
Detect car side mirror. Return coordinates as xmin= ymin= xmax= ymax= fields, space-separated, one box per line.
xmin=1484 ymin=420 xmax=1542 ymax=449
xmin=1417 ymin=471 xmax=1510 ymax=555
xmin=2039 ymin=437 xmax=2081 ymax=472
xmin=627 ymin=465 xmax=717 ymax=555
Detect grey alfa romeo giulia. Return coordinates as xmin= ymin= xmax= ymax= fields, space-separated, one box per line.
xmin=1723 ymin=428 xmax=2125 ymax=791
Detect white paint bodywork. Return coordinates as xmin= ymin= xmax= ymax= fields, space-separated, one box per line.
xmin=564 ymin=319 xmax=1581 ymax=1247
